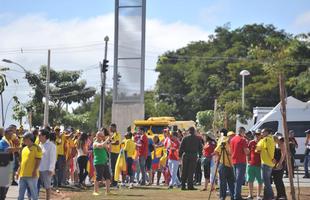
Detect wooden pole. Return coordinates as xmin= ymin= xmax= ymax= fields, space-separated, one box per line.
xmin=279 ymin=72 xmax=296 ymax=200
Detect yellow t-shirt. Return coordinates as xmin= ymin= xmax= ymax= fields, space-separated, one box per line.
xmin=35 ymin=136 xmax=40 ymax=145
xmin=124 ymin=139 xmax=136 ymax=159
xmin=110 ymin=132 xmax=121 ymax=154
xmin=214 ymin=136 xmax=232 ymax=167
xmin=256 ymin=135 xmax=275 ymax=167
xmin=56 ymin=134 xmax=66 ymax=156
xmin=19 ymin=144 xmax=42 ymax=177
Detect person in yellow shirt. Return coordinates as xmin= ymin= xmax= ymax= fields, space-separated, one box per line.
xmin=256 ymin=128 xmax=276 ymax=200
xmin=54 ymin=126 xmax=67 ymax=187
xmin=214 ymin=129 xmax=235 ymax=200
xmin=109 ymin=123 xmax=121 ymax=187
xmin=17 ymin=132 xmax=42 ymax=200
xmin=124 ymin=132 xmax=136 ymax=188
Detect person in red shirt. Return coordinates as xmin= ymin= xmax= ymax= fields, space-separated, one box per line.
xmin=135 ymin=127 xmax=148 ymax=185
xmin=230 ymin=127 xmax=249 ymax=200
xmin=167 ymin=132 xmax=181 ymax=189
xmin=201 ymin=132 xmax=216 ymax=191
xmin=247 ymin=130 xmax=263 ymax=200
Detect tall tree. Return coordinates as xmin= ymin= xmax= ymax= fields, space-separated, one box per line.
xmin=25 ymin=66 xmax=96 ymax=126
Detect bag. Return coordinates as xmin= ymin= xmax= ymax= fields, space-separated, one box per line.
xmin=0 ymin=152 xmax=11 ymax=167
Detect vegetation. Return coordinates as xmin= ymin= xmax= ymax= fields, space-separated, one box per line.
xmin=154 ymin=24 xmax=310 ymax=130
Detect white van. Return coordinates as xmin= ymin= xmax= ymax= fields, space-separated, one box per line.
xmin=251 ymin=96 xmax=310 ymax=165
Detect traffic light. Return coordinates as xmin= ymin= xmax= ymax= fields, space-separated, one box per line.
xmin=102 ymin=59 xmax=109 ymax=72
xmin=116 ymin=73 xmax=121 ymax=85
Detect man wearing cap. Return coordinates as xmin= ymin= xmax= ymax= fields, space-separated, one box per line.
xmin=179 ymin=127 xmax=202 ymax=190
xmin=17 ymin=132 xmax=42 ymax=200
xmin=303 ymin=129 xmax=310 ymax=178
xmin=214 ymin=128 xmax=235 ymax=200
xmin=230 ymin=127 xmax=249 ymax=200
xmin=256 ymin=128 xmax=276 ymax=200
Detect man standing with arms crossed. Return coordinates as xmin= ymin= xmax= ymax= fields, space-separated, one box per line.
xmin=230 ymin=127 xmax=249 ymax=200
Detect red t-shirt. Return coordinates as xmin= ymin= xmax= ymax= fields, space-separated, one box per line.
xmin=203 ymin=142 xmax=216 ymax=157
xmin=230 ymin=135 xmax=248 ymax=164
xmin=248 ymin=140 xmax=261 ymax=166
xmin=138 ymin=134 xmax=148 ymax=158
xmin=168 ymin=138 xmax=180 ymax=160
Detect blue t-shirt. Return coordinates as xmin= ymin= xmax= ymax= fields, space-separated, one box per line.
xmin=148 ymin=138 xmax=154 ymax=156
xmin=0 ymin=139 xmax=10 ymax=152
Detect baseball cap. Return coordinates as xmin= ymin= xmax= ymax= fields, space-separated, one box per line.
xmin=228 ymin=131 xmax=236 ymax=137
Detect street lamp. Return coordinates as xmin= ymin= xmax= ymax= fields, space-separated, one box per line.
xmin=2 ymin=59 xmax=28 ymax=73
xmin=240 ymin=70 xmax=250 ymax=110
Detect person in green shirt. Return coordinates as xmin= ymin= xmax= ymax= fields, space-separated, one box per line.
xmin=92 ymin=129 xmax=114 ymax=196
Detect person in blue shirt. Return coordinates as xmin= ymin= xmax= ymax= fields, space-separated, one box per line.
xmin=146 ymin=136 xmax=155 ymax=185
xmin=0 ymin=128 xmax=19 ymax=200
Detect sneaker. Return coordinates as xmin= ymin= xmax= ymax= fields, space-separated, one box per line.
xmin=168 ymin=185 xmax=173 ymax=189
xmin=303 ymin=174 xmax=310 ymax=178
xmin=92 ymin=192 xmax=100 ymax=196
xmin=129 ymin=183 xmax=134 ymax=189
xmin=188 ymin=187 xmax=197 ymax=190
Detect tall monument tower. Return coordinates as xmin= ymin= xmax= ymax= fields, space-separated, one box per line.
xmin=112 ymin=0 xmax=146 ymax=134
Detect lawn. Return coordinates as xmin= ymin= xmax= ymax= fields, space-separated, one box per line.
xmin=51 ymin=185 xmax=310 ymax=200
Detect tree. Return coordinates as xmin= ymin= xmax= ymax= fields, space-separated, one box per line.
xmin=12 ymin=97 xmax=27 ymax=126
xmin=155 ymin=24 xmax=310 ymax=130
xmin=25 ymin=66 xmax=96 ymax=126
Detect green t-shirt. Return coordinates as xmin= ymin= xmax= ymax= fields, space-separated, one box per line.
xmin=93 ymin=141 xmax=108 ymax=165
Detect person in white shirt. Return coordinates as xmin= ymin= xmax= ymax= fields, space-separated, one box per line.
xmin=39 ymin=129 xmax=57 ymax=200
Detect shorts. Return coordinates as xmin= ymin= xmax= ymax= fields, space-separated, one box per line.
xmin=146 ymin=156 xmax=152 ymax=171
xmin=247 ymin=165 xmax=263 ymax=184
xmin=39 ymin=171 xmax=52 ymax=189
xmin=95 ymin=164 xmax=111 ymax=181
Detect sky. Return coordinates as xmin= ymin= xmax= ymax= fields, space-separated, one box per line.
xmin=0 ymin=0 xmax=309 ymax=126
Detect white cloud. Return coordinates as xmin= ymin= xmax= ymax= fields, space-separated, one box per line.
xmin=293 ymin=11 xmax=310 ymax=32
xmin=0 ymin=13 xmax=210 ymax=126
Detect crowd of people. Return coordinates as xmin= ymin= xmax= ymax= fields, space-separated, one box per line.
xmin=0 ymin=124 xmax=310 ymax=200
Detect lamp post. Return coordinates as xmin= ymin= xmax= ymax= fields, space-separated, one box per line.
xmin=2 ymin=59 xmax=28 ymax=74
xmin=240 ymin=70 xmax=250 ymax=110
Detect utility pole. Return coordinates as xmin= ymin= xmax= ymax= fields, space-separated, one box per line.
xmin=279 ymin=72 xmax=296 ymax=200
xmin=43 ymin=49 xmax=50 ymax=127
xmin=99 ymin=36 xmax=109 ymax=129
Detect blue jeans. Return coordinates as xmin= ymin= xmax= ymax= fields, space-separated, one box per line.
xmin=53 ymin=155 xmax=65 ymax=187
xmin=168 ymin=159 xmax=180 ymax=186
xmin=139 ymin=156 xmax=146 ymax=185
xmin=304 ymin=154 xmax=310 ymax=175
xmin=18 ymin=177 xmax=38 ymax=200
xmin=233 ymin=163 xmax=246 ymax=200
xmin=262 ymin=164 xmax=274 ymax=199
xmin=219 ymin=164 xmax=235 ymax=200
